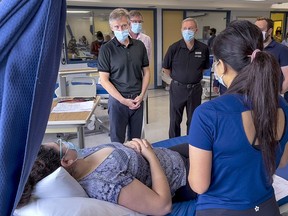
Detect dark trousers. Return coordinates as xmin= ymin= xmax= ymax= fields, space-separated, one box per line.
xmin=284 ymin=92 xmax=288 ymax=104
xmin=196 ymin=196 xmax=281 ymax=216
xmin=108 ymin=96 xmax=143 ymax=143
xmin=169 ymin=80 xmax=202 ymax=138
xmin=168 ymin=143 xmax=198 ymax=203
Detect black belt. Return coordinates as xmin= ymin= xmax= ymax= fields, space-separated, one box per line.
xmin=172 ymin=80 xmax=201 ymax=88
xmin=121 ymin=93 xmax=139 ymax=99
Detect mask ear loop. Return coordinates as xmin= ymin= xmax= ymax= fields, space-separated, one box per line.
xmin=56 ymin=139 xmax=63 ymax=160
xmin=57 ymin=139 xmax=69 ymax=160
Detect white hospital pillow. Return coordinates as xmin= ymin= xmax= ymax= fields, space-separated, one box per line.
xmin=14 ymin=167 xmax=145 ymax=216
xmin=15 ymin=197 xmax=145 ymax=216
xmin=33 ymin=167 xmax=88 ymax=198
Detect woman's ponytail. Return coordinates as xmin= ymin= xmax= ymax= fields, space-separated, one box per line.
xmin=229 ymin=50 xmax=281 ymax=179
xmin=248 ymin=51 xmax=280 ymax=178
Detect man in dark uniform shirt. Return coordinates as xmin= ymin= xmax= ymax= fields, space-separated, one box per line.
xmin=162 ymin=17 xmax=210 ymax=138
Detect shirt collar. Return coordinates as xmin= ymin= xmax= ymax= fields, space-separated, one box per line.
xmin=180 ymin=38 xmax=199 ymax=50
xmin=265 ymin=39 xmax=276 ymax=49
xmin=129 ymin=32 xmax=142 ymax=40
xmin=113 ymin=36 xmax=133 ymax=47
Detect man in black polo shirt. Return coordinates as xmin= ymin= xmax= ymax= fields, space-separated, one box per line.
xmin=163 ymin=17 xmax=210 ymax=138
xmin=98 ymin=8 xmax=150 ymax=143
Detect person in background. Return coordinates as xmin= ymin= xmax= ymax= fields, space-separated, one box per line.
xmin=67 ymin=36 xmax=78 ymax=56
xmin=79 ymin=35 xmax=89 ymax=46
xmin=274 ymin=27 xmax=282 ymax=43
xmin=281 ymin=32 xmax=288 ymax=47
xmin=90 ymin=31 xmax=104 ymax=58
xmin=212 ymin=57 xmax=227 ymax=96
xmin=18 ymin=139 xmax=197 ymax=215
xmin=98 ymin=8 xmax=150 ymax=143
xmin=207 ymin=27 xmax=216 ymax=54
xmin=162 ymin=17 xmax=210 ymax=138
xmin=128 ymin=10 xmax=152 ymax=60
xmin=103 ymin=34 xmax=111 ymax=44
xmin=212 ymin=79 xmax=227 ymax=95
xmin=188 ymin=20 xmax=288 ymax=216
xmin=255 ymin=17 xmax=288 ymax=103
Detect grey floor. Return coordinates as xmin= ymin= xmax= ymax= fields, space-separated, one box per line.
xmin=43 ymin=88 xmax=200 ymax=147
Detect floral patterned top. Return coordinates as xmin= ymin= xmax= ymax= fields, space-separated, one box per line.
xmin=78 ymin=142 xmax=186 ymax=204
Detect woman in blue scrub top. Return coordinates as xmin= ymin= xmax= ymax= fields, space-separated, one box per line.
xmin=188 ymin=20 xmax=288 ymax=216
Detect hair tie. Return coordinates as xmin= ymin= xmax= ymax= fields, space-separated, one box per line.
xmin=250 ymin=49 xmax=261 ymax=62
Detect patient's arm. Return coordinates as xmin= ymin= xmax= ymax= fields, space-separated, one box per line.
xmin=118 ymin=139 xmax=172 ymax=215
xmin=188 ymin=145 xmax=212 ymax=194
xmin=278 ymin=143 xmax=288 ymax=168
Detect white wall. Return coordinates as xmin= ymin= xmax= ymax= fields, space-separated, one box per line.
xmin=186 ymin=11 xmax=227 ymax=41
xmin=230 ymin=11 xmax=270 ymax=22
xmin=66 ymin=14 xmax=94 ymax=44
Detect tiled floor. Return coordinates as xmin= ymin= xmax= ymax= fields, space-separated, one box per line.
xmin=43 ymin=88 xmax=209 ymax=148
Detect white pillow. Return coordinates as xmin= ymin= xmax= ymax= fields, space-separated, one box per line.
xmin=15 ymin=167 xmax=145 ymax=216
xmin=33 ymin=167 xmax=88 ymax=198
xmin=14 ymin=197 xmax=145 ymax=216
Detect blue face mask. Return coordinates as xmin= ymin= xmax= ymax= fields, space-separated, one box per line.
xmin=114 ymin=29 xmax=129 ymax=42
xmin=214 ymin=72 xmax=226 ymax=87
xmin=131 ymin=23 xmax=142 ymax=34
xmin=58 ymin=139 xmax=84 ymax=161
xmin=213 ymin=61 xmax=227 ymax=87
xmin=182 ymin=29 xmax=195 ymax=42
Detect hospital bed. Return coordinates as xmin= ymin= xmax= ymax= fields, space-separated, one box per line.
xmin=14 ymin=136 xmax=288 ymax=216
xmin=13 ymin=137 xmax=193 ymax=216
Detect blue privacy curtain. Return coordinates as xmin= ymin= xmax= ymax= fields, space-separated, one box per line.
xmin=0 ymin=0 xmax=66 ymax=215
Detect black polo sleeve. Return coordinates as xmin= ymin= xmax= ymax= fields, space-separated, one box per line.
xmin=162 ymin=43 xmax=176 ymax=69
xmin=141 ymin=43 xmax=149 ymax=68
xmin=97 ymin=43 xmax=110 ymax=73
xmin=203 ymin=46 xmax=210 ymax=70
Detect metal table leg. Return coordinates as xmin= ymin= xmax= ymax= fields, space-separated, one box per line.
xmin=146 ymin=97 xmax=148 ymax=124
xmin=59 ymin=74 xmax=67 ymax=97
xmin=209 ymin=72 xmax=213 ymax=100
xmin=77 ymin=126 xmax=85 ymax=149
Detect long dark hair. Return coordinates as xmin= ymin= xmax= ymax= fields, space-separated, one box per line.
xmin=17 ymin=145 xmax=61 ymax=208
xmin=213 ymin=20 xmax=281 ymax=178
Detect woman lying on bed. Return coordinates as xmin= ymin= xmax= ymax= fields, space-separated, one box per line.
xmin=18 ymin=139 xmax=195 ymax=215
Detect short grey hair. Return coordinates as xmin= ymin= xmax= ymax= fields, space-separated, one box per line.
xmin=129 ymin=10 xmax=143 ymax=20
xmin=109 ymin=8 xmax=130 ymax=25
xmin=182 ymin=17 xmax=198 ymax=28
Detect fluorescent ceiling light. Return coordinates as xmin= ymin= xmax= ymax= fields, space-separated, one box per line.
xmin=67 ymin=10 xmax=90 ymax=14
xmin=271 ymin=3 xmax=288 ymax=9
